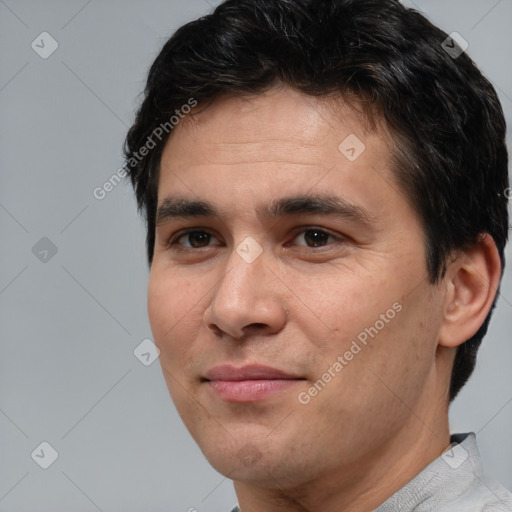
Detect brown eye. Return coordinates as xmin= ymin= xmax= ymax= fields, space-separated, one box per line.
xmin=303 ymin=229 xmax=330 ymax=247
xmin=187 ymin=232 xmax=211 ymax=248
xmin=292 ymin=228 xmax=339 ymax=248
xmin=170 ymin=230 xmax=215 ymax=248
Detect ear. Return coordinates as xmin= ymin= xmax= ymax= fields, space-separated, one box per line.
xmin=438 ymin=234 xmax=502 ymax=348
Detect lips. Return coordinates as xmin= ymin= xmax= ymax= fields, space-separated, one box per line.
xmin=204 ymin=364 xmax=300 ymax=381
xmin=203 ymin=364 xmax=304 ymax=402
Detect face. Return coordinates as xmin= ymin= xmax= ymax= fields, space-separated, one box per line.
xmin=148 ymin=87 xmax=448 ymax=489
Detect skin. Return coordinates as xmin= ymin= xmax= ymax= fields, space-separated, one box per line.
xmin=147 ymin=86 xmax=501 ymax=512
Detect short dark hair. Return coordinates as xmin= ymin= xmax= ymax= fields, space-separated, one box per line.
xmin=124 ymin=0 xmax=509 ymax=401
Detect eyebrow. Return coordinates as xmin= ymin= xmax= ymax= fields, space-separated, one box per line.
xmin=155 ymin=194 xmax=377 ymax=228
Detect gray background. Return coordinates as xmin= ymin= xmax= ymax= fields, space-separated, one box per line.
xmin=0 ymin=0 xmax=511 ymax=510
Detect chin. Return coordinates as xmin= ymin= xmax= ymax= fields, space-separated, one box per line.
xmin=197 ymin=434 xmax=272 ymax=479
xmin=200 ymin=434 xmax=315 ymax=490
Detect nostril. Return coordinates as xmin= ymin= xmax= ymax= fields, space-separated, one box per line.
xmin=249 ymin=323 xmax=266 ymax=329
xmin=207 ymin=324 xmax=223 ymax=336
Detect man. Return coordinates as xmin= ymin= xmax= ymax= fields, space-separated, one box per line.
xmin=124 ymin=0 xmax=512 ymax=510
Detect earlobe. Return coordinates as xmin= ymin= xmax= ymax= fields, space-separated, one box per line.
xmin=438 ymin=234 xmax=502 ymax=348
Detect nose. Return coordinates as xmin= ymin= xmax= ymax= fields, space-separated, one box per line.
xmin=204 ymin=244 xmax=287 ymax=341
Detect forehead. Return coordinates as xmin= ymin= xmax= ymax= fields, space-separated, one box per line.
xmin=160 ymin=86 xmax=389 ymax=175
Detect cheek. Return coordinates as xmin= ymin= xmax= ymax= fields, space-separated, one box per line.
xmin=305 ymin=270 xmax=438 ymax=399
xmin=350 ymin=287 xmax=441 ymax=402
xmin=147 ymin=274 xmax=171 ymax=341
xmin=147 ymin=272 xmax=199 ymax=411
xmin=289 ymin=267 xmax=393 ymax=347
xmin=301 ymin=295 xmax=438 ymax=447
xmin=147 ymin=270 xmax=193 ymax=366
xmin=147 ymin=266 xmax=195 ymax=334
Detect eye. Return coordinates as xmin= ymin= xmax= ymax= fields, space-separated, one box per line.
xmin=290 ymin=228 xmax=343 ymax=248
xmin=169 ymin=230 xmax=219 ymax=249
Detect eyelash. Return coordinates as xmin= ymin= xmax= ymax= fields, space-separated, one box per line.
xmin=167 ymin=227 xmax=345 ymax=250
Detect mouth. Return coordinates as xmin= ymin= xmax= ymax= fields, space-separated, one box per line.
xmin=202 ymin=364 xmax=306 ymax=402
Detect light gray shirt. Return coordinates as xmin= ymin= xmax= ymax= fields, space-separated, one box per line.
xmin=229 ymin=433 xmax=512 ymax=511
